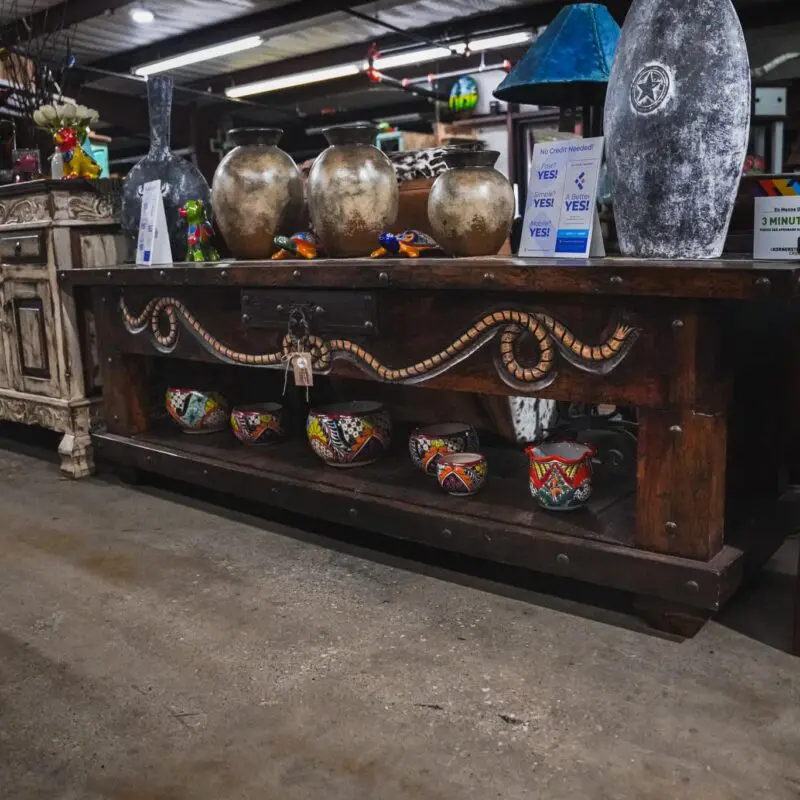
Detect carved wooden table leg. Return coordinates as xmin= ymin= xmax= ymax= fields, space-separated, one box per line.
xmin=58 ymin=405 xmax=94 ymax=479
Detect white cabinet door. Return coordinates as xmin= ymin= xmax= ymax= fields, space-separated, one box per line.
xmin=5 ymin=275 xmax=61 ymax=397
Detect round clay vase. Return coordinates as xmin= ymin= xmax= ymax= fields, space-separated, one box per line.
xmin=428 ymin=149 xmax=514 ymax=257
xmin=212 ymin=128 xmax=303 ymax=259
xmin=308 ymin=123 xmax=399 ymax=257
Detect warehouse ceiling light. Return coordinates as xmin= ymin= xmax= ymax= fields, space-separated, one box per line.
xmin=134 ymin=36 xmax=264 ymax=77
xmin=225 ymin=29 xmax=533 ymax=98
xmin=226 ymin=63 xmax=361 ymax=98
xmin=129 ymin=7 xmax=155 ymax=24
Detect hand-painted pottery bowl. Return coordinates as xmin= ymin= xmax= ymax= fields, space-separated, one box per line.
xmin=166 ymin=388 xmax=228 ymax=434
xmin=437 ymin=453 xmax=488 ymax=497
xmin=307 ymin=401 xmax=392 ymax=468
xmin=231 ymin=403 xmax=285 ymax=445
xmin=408 ymin=422 xmax=479 ymax=476
xmin=526 ymin=441 xmax=595 ymax=511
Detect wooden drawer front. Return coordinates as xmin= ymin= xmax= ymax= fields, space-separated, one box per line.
xmin=241 ymin=289 xmax=378 ymax=336
xmin=0 ymin=231 xmax=46 ymax=263
xmin=13 ymin=297 xmax=50 ymax=378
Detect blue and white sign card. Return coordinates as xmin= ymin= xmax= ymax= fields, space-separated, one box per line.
xmin=519 ymin=136 xmax=605 ymax=258
xmin=136 ymin=179 xmax=173 ymax=266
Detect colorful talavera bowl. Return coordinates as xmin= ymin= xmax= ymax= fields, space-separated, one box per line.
xmin=231 ymin=403 xmax=285 ymax=445
xmin=307 ymin=401 xmax=392 ymax=468
xmin=526 ymin=441 xmax=595 ymax=511
xmin=408 ymin=422 xmax=479 ymax=476
xmin=166 ymin=388 xmax=228 ymax=434
xmin=437 ymin=453 xmax=488 ymax=496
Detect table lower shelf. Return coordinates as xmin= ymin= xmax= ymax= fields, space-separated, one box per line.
xmin=91 ymin=426 xmax=771 ymax=612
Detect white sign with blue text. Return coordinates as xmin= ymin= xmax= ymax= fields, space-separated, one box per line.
xmin=519 ymin=137 xmax=605 ymax=258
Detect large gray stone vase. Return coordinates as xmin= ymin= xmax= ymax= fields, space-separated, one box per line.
xmin=308 ymin=123 xmax=398 ymax=258
xmin=604 ymin=0 xmax=750 ymax=259
xmin=212 ymin=128 xmax=303 ymax=259
xmin=121 ymin=76 xmax=212 ymax=262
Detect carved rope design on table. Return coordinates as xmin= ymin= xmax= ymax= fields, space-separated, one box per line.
xmin=120 ymin=296 xmax=640 ymax=391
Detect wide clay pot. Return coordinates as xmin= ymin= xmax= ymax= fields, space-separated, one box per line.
xmin=428 ymin=149 xmax=514 ymax=257
xmin=527 ymin=442 xmax=595 ymax=512
xmin=121 ymin=76 xmax=211 ymax=261
xmin=604 ymin=0 xmax=750 ymax=258
xmin=212 ymin=128 xmax=303 ymax=259
xmin=308 ymin=123 xmax=399 ymax=257
xmin=306 ymin=401 xmax=392 ymax=468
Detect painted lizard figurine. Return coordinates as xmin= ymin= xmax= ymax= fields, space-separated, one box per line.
xmin=179 ymin=200 xmax=220 ymax=263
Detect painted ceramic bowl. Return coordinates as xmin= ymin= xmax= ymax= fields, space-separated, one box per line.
xmin=307 ymin=401 xmax=392 ymax=468
xmin=526 ymin=441 xmax=595 ymax=512
xmin=408 ymin=422 xmax=479 ymax=476
xmin=231 ymin=403 xmax=285 ymax=445
xmin=166 ymin=388 xmax=228 ymax=434
xmin=437 ymin=453 xmax=488 ymax=497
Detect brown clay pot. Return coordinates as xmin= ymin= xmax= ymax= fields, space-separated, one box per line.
xmin=212 ymin=128 xmax=304 ymax=259
xmin=428 ymin=149 xmax=515 ymax=257
xmin=308 ymin=123 xmax=399 ymax=258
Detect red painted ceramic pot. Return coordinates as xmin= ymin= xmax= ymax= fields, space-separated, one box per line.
xmin=526 ymin=441 xmax=595 ymax=511
xmin=231 ymin=403 xmax=285 ymax=445
xmin=437 ymin=453 xmax=488 ymax=497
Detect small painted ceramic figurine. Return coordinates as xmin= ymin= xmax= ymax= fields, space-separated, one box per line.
xmin=371 ymin=230 xmax=440 ymax=258
xmin=53 ymin=127 xmax=101 ymax=179
xmin=178 ymin=200 xmax=220 ymax=263
xmin=271 ymin=232 xmax=321 ymax=260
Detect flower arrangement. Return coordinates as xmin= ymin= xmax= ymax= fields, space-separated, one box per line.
xmin=33 ymin=102 xmax=99 ymax=137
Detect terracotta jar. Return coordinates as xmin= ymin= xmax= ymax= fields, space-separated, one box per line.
xmin=428 ymin=149 xmax=514 ymax=257
xmin=212 ymin=128 xmax=303 ymax=259
xmin=308 ymin=123 xmax=399 ymax=257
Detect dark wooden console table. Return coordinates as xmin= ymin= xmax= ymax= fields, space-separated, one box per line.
xmin=60 ymin=257 xmax=800 ymax=636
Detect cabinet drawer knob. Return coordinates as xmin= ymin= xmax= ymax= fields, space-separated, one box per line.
xmin=13 ymin=240 xmax=21 ymax=255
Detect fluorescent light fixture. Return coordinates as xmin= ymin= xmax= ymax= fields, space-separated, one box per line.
xmin=468 ymin=31 xmax=534 ymax=52
xmin=134 ymin=36 xmax=263 ymax=77
xmin=371 ymin=46 xmax=452 ymax=70
xmin=226 ymin=63 xmax=360 ymax=98
xmin=130 ymin=7 xmax=155 ymax=24
xmin=223 ymin=29 xmax=533 ymax=98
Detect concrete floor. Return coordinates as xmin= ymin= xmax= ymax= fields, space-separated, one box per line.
xmin=1 ymin=438 xmax=799 ymax=800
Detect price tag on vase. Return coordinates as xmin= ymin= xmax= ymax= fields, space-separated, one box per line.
xmin=519 ymin=136 xmax=605 ymax=258
xmin=754 ymin=179 xmax=800 ymax=260
xmin=136 ymin=179 xmax=173 ymax=266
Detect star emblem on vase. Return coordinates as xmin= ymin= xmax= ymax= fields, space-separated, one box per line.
xmin=630 ymin=64 xmax=671 ymax=114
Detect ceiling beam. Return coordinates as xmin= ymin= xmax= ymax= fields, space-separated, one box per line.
xmin=0 ymin=0 xmax=132 ymax=43
xmin=89 ymin=0 xmax=367 ymax=74
xmin=190 ymin=1 xmax=631 ymax=96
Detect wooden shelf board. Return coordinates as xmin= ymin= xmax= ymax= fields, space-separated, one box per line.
xmin=93 ymin=427 xmax=748 ymax=611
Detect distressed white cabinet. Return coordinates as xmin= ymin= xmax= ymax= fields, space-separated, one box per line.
xmin=0 ymin=179 xmax=127 ymax=477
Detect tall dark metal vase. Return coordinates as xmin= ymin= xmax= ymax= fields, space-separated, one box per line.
xmin=121 ymin=76 xmax=212 ymax=261
xmin=604 ymin=0 xmax=750 ymax=259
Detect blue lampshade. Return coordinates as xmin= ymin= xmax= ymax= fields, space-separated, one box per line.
xmin=494 ymin=3 xmax=621 ymax=106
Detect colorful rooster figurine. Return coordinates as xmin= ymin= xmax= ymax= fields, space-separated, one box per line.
xmin=179 ymin=200 xmax=220 ymax=263
xmin=53 ymin=127 xmax=101 ymax=180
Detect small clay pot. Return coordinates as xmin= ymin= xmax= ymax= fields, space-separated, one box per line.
xmin=308 ymin=123 xmax=399 ymax=257
xmin=231 ymin=403 xmax=285 ymax=445
xmin=307 ymin=401 xmax=392 ymax=468
xmin=408 ymin=422 xmax=479 ymax=476
xmin=212 ymin=128 xmax=304 ymax=259
xmin=527 ymin=441 xmax=595 ymax=511
xmin=437 ymin=453 xmax=488 ymax=497
xmin=166 ymin=388 xmax=228 ymax=435
xmin=428 ymin=149 xmax=514 ymax=257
